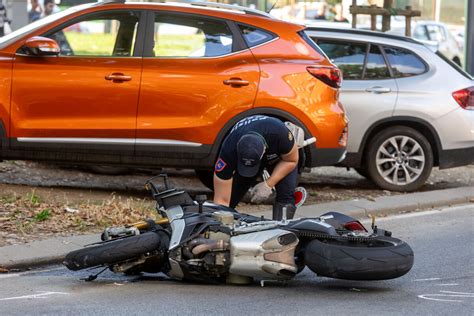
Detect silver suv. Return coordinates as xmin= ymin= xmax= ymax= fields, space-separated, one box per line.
xmin=306 ymin=27 xmax=474 ymax=191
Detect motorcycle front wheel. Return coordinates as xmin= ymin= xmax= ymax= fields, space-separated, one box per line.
xmin=63 ymin=232 xmax=164 ymax=271
xmin=304 ymin=236 xmax=414 ymax=280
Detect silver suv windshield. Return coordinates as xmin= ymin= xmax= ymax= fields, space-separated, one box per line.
xmin=0 ymin=4 xmax=91 ymax=50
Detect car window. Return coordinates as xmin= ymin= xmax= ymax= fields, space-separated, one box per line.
xmin=413 ymin=25 xmax=429 ymax=41
xmin=364 ymin=44 xmax=390 ymax=80
xmin=239 ymin=24 xmax=275 ymax=47
xmin=153 ymin=14 xmax=233 ymax=58
xmin=316 ymin=40 xmax=367 ymax=80
xmin=383 ymin=47 xmax=426 ymax=78
xmin=46 ymin=11 xmax=139 ymax=57
xmin=426 ymin=25 xmax=446 ymax=42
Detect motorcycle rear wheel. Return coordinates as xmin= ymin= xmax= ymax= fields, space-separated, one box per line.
xmin=304 ymin=236 xmax=414 ymax=280
xmin=63 ymin=232 xmax=163 ymax=271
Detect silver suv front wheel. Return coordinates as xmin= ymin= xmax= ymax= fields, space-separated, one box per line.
xmin=366 ymin=126 xmax=433 ymax=192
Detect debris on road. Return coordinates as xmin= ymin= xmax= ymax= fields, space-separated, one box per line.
xmin=64 ymin=207 xmax=79 ymax=214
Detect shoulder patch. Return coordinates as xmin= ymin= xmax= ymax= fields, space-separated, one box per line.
xmin=215 ymin=158 xmax=227 ymax=172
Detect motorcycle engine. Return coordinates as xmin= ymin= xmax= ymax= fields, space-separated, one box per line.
xmin=167 ymin=211 xmax=233 ymax=282
xmin=168 ymin=210 xmax=299 ymax=283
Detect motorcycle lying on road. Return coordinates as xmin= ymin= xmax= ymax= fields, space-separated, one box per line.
xmin=64 ymin=175 xmax=414 ymax=284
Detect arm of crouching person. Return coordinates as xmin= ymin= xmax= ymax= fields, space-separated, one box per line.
xmin=213 ymin=174 xmax=233 ymax=207
xmin=265 ymin=143 xmax=298 ymax=188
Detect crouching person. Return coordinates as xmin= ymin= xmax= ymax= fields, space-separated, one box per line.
xmin=213 ymin=115 xmax=298 ymax=220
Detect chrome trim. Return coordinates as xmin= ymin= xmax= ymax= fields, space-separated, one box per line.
xmin=15 ymin=53 xmax=143 ymax=59
xmin=136 ymin=138 xmax=202 ymax=147
xmin=16 ymin=137 xmax=202 ymax=147
xmin=17 ymin=137 xmax=135 ymax=145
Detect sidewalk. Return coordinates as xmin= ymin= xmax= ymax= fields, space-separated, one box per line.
xmin=1 ymin=186 xmax=473 ymax=271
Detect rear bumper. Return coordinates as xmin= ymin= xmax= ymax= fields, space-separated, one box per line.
xmin=306 ymin=146 xmax=347 ymax=167
xmin=439 ymin=146 xmax=474 ymax=169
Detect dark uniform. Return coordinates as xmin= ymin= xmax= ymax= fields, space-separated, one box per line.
xmin=215 ymin=115 xmax=297 ymax=210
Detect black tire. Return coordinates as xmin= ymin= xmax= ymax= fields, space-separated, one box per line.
xmin=304 ymin=236 xmax=414 ymax=281
xmin=63 ymin=232 xmax=163 ymax=271
xmin=366 ymin=126 xmax=433 ymax=192
xmin=195 ymin=169 xmax=214 ymax=190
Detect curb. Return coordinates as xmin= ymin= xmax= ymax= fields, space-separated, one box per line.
xmin=0 ymin=234 xmax=97 ymax=271
xmin=1 ymin=186 xmax=473 ymax=271
xmin=1 ymin=255 xmax=66 ymax=271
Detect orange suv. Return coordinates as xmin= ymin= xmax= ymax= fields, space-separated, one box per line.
xmin=0 ymin=1 xmax=347 ymax=185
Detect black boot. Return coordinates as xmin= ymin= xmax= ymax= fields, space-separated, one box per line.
xmin=272 ymin=203 xmax=296 ymax=220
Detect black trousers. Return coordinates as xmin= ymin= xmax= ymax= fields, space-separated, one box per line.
xmin=229 ymin=165 xmax=298 ymax=209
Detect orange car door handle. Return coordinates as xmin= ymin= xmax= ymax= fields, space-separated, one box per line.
xmin=223 ymin=78 xmax=249 ymax=87
xmin=105 ymin=73 xmax=132 ymax=83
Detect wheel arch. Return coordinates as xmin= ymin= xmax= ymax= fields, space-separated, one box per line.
xmin=205 ymin=108 xmax=315 ymax=168
xmin=355 ymin=117 xmax=442 ymax=168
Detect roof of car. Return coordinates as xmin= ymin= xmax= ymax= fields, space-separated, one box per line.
xmin=305 ymin=26 xmax=422 ymax=45
xmin=97 ymin=1 xmax=275 ymax=19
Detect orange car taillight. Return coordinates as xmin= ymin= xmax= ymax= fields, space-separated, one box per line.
xmin=307 ymin=66 xmax=341 ymax=89
xmin=452 ymin=86 xmax=474 ymax=110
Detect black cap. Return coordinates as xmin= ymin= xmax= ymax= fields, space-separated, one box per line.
xmin=236 ymin=134 xmax=265 ymax=178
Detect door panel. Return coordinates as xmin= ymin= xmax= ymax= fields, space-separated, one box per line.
xmin=10 ymin=10 xmax=143 ymax=152
xmin=340 ymin=79 xmax=397 ymax=153
xmin=136 ymin=12 xmax=259 ymax=155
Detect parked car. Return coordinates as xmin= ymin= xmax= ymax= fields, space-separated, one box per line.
xmin=388 ymin=21 xmax=463 ymax=66
xmin=0 ymin=1 xmax=348 ymax=187
xmin=306 ymin=27 xmax=474 ymax=191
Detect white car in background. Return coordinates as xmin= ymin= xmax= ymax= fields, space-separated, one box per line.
xmin=306 ymin=27 xmax=474 ymax=192
xmin=389 ymin=21 xmax=463 ymax=66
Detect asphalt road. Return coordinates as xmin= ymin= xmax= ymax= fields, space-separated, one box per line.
xmin=0 ymin=205 xmax=473 ymax=316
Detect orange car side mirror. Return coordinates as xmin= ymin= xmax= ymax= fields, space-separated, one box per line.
xmin=21 ymin=36 xmax=60 ymax=56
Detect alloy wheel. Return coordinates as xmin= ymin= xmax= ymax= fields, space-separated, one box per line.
xmin=375 ymin=136 xmax=425 ymax=186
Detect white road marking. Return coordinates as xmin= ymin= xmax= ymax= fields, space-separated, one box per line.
xmin=0 ymin=274 xmax=20 ymax=279
xmin=0 ymin=291 xmax=69 ymax=301
xmin=418 ymin=291 xmax=474 ymax=303
xmin=413 ymin=278 xmax=441 ymax=282
xmin=440 ymin=291 xmax=474 ymax=295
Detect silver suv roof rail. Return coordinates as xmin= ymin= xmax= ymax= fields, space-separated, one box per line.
xmin=189 ymin=2 xmax=274 ymax=19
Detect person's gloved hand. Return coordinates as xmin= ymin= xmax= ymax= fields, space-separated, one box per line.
xmin=285 ymin=121 xmax=305 ymax=148
xmin=250 ymin=181 xmax=274 ymax=204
